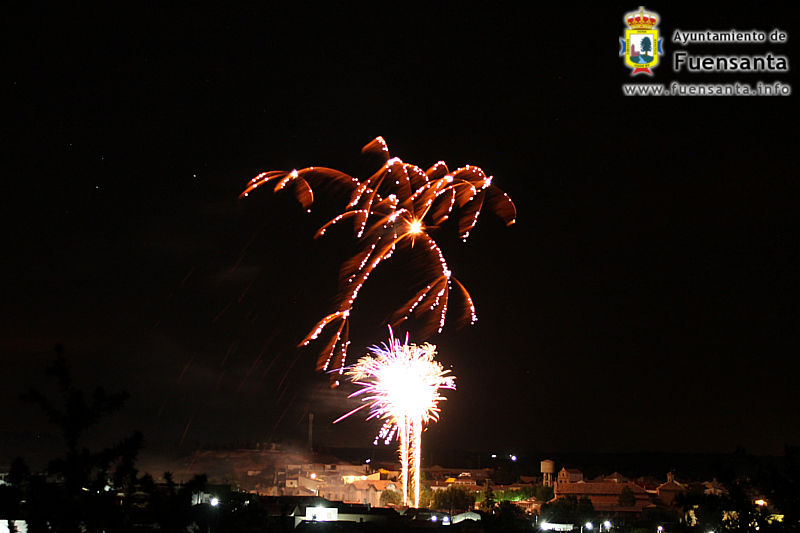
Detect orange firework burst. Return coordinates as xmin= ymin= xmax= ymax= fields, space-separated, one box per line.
xmin=241 ymin=137 xmax=515 ymax=376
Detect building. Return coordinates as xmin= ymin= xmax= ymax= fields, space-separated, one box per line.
xmin=554 ymin=478 xmax=651 ymax=515
xmin=655 ymin=472 xmax=686 ymax=506
xmin=344 ymin=479 xmax=398 ymax=507
xmin=425 ymin=465 xmax=493 ymax=483
xmin=290 ymin=499 xmax=401 ymax=528
xmin=556 ymin=468 xmax=584 ymax=485
xmin=511 ymin=497 xmax=544 ymax=515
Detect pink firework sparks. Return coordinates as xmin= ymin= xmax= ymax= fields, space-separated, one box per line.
xmin=335 ymin=329 xmax=455 ymax=508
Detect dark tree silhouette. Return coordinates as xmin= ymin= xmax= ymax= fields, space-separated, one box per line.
xmin=433 ymin=485 xmax=475 ymax=514
xmin=380 ymin=488 xmax=402 ymax=507
xmin=541 ymin=495 xmax=596 ymax=525
xmin=19 ymin=347 xmax=144 ymax=532
xmin=618 ymin=485 xmax=636 ymax=507
xmin=492 ymin=500 xmax=529 ymax=531
xmin=771 ymin=446 xmax=800 ymax=530
xmin=149 ymin=472 xmax=208 ymax=532
xmin=481 ymin=479 xmax=496 ymax=511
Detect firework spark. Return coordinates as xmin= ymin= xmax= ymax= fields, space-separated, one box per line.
xmin=241 ymin=137 xmax=516 ymax=376
xmin=334 ymin=329 xmax=455 ymax=507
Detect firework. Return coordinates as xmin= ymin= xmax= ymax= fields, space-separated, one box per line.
xmin=334 ymin=329 xmax=456 ymax=507
xmin=241 ymin=137 xmax=516 ymax=376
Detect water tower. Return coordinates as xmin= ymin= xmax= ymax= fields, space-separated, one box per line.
xmin=540 ymin=459 xmax=555 ymax=487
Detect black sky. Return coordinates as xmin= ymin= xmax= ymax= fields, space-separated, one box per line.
xmin=4 ymin=3 xmax=798 ymax=465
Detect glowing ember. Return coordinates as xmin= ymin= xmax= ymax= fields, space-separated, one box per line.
xmin=241 ymin=137 xmax=516 ymax=376
xmin=408 ymin=219 xmax=423 ymax=235
xmin=335 ymin=329 xmax=455 ymax=507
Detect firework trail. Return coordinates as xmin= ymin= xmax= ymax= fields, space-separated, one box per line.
xmin=241 ymin=137 xmax=515 ymax=377
xmin=334 ymin=329 xmax=455 ymax=507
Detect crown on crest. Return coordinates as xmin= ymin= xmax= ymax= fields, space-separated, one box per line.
xmin=625 ymin=7 xmax=657 ymax=29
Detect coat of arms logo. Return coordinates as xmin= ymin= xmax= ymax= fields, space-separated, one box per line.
xmin=619 ymin=6 xmax=664 ymax=75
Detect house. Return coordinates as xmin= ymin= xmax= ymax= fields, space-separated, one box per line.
xmin=655 ymin=472 xmax=686 ymax=506
xmin=554 ymin=479 xmax=651 ymax=514
xmin=342 ymin=479 xmax=398 ymax=507
xmin=292 ymin=500 xmax=400 ymax=528
xmin=316 ymin=469 xmax=399 ymax=507
xmin=600 ymin=472 xmax=629 ymax=483
xmin=512 ymin=497 xmax=544 ymax=515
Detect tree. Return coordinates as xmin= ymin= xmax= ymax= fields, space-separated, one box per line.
xmin=575 ymin=496 xmax=595 ymax=519
xmin=19 ymin=348 xmax=144 ymax=532
xmin=541 ymin=495 xmax=596 ymax=525
xmin=497 ymin=484 xmax=553 ymax=503
xmin=380 ymin=489 xmax=402 ymax=507
xmin=619 ymin=485 xmax=636 ymax=507
xmin=675 ymin=488 xmax=725 ymax=533
xmin=7 ymin=458 xmax=29 ymax=487
xmin=481 ymin=479 xmax=496 ymax=511
xmin=533 ymin=484 xmax=554 ymax=502
xmin=771 ymin=445 xmax=800 ymax=530
xmin=494 ymin=500 xmax=529 ymax=530
xmin=433 ymin=485 xmax=475 ymax=514
xmin=640 ymin=36 xmax=652 ymax=56
xmin=418 ymin=486 xmax=435 ymax=509
xmin=150 ymin=472 xmax=209 ymax=532
xmin=217 ymin=493 xmax=270 ymax=533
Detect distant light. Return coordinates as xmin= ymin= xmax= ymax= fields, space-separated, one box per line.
xmin=104 ymin=485 xmax=111 ymax=492
xmin=585 ymin=522 xmax=593 ymax=530
xmin=491 ymin=454 xmax=497 ymax=458
xmin=365 ymin=459 xmax=371 ymax=463
xmin=310 ymin=473 xmax=317 ymax=479
xmin=657 ymin=527 xmax=663 ymax=533
xmin=603 ymin=521 xmax=612 ymax=529
xmin=755 ymin=499 xmax=767 ymax=507
xmin=541 ymin=522 xmax=574 ymax=531
xmin=361 ymin=475 xmax=367 ymax=480
xmin=431 ymin=515 xmax=438 ymax=522
xmin=210 ymin=497 xmax=219 ymax=507
xmin=510 ymin=455 xmax=517 ymax=462
xmin=306 ymin=506 xmax=337 ymax=522
xmin=443 ymin=516 xmax=450 ymax=525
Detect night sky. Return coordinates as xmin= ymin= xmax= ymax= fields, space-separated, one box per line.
xmin=4 ymin=3 xmax=798 ymax=466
